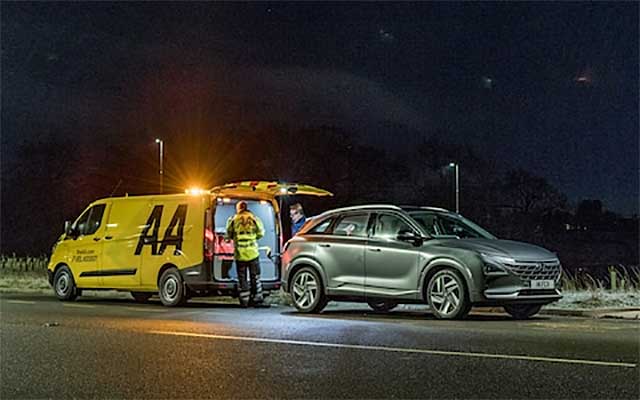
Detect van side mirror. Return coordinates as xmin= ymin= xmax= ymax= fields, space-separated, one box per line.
xmin=64 ymin=221 xmax=78 ymax=239
xmin=397 ymin=230 xmax=423 ymax=245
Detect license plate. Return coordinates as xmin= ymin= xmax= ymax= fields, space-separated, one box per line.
xmin=530 ymin=280 xmax=555 ymax=289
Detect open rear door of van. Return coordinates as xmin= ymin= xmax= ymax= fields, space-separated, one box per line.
xmin=210 ymin=181 xmax=333 ymax=200
xmin=209 ymin=181 xmax=332 ymax=286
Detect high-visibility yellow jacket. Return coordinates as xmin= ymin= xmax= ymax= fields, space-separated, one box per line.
xmin=225 ymin=210 xmax=265 ymax=262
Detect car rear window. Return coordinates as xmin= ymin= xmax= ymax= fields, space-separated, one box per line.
xmin=306 ymin=218 xmax=333 ymax=234
xmin=333 ymin=214 xmax=368 ymax=237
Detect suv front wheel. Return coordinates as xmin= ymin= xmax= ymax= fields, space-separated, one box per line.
xmin=426 ymin=269 xmax=471 ymax=319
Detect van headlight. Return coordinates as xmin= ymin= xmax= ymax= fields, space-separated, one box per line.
xmin=480 ymin=253 xmax=513 ymax=276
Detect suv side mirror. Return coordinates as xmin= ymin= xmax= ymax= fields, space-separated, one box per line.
xmin=397 ymin=230 xmax=423 ymax=245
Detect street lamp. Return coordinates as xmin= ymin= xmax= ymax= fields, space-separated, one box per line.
xmin=155 ymin=138 xmax=164 ymax=193
xmin=449 ymin=162 xmax=459 ymax=213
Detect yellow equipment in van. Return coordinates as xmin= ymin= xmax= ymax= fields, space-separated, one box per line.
xmin=47 ymin=181 xmax=331 ymax=306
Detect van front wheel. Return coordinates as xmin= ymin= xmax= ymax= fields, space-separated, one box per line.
xmin=158 ymin=269 xmax=187 ymax=307
xmin=53 ymin=266 xmax=78 ymax=301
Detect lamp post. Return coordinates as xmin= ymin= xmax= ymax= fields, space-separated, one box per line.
xmin=155 ymin=138 xmax=164 ymax=193
xmin=449 ymin=162 xmax=459 ymax=213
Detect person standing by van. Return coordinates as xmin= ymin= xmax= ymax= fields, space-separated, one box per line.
xmin=225 ymin=201 xmax=269 ymax=308
xmin=290 ymin=203 xmax=306 ymax=236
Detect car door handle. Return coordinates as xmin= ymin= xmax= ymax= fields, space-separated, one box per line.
xmin=104 ymin=236 xmax=113 ymax=240
xmin=368 ymin=248 xmax=382 ymax=252
xmin=93 ymin=237 xmax=101 ymax=242
xmin=319 ymin=244 xmax=331 ymax=248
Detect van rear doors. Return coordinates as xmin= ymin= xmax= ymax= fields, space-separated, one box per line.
xmin=210 ymin=181 xmax=332 ymax=284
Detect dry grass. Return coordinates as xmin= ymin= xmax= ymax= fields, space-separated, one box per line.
xmin=1 ymin=255 xmax=638 ymax=308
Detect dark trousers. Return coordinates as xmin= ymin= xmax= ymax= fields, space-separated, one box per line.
xmin=236 ymin=258 xmax=263 ymax=306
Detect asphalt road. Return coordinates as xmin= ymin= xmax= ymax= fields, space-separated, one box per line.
xmin=1 ymin=293 xmax=638 ymax=399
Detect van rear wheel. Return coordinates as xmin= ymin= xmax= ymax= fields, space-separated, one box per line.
xmin=131 ymin=292 xmax=153 ymax=303
xmin=158 ymin=268 xmax=187 ymax=307
xmin=53 ymin=266 xmax=78 ymax=301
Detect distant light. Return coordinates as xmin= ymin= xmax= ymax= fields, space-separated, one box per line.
xmin=449 ymin=162 xmax=456 ymax=168
xmin=155 ymin=138 xmax=162 ymax=144
xmin=279 ymin=187 xmax=288 ymax=194
xmin=481 ymin=76 xmax=493 ymax=89
xmin=223 ymin=198 xmax=231 ymax=203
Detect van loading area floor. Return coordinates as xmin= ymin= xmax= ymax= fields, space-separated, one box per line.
xmin=1 ymin=293 xmax=638 ymax=399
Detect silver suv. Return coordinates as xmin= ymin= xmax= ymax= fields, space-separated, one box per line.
xmin=282 ymin=205 xmax=562 ymax=319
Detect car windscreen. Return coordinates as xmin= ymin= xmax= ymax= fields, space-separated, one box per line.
xmin=408 ymin=211 xmax=495 ymax=239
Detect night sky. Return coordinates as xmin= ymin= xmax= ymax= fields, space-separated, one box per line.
xmin=2 ymin=2 xmax=638 ymax=214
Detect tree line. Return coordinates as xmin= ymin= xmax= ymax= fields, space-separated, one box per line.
xmin=2 ymin=124 xmax=637 ymax=270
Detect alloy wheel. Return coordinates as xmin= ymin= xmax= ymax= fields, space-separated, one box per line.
xmin=292 ymin=271 xmax=318 ymax=309
xmin=429 ymin=272 xmax=462 ymax=316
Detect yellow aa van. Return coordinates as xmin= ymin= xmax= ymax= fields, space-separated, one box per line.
xmin=47 ymin=181 xmax=331 ymax=306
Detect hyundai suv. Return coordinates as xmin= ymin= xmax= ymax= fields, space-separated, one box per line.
xmin=281 ymin=205 xmax=562 ymax=319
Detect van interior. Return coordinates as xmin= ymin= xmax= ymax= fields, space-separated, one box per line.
xmin=212 ymin=199 xmax=279 ymax=282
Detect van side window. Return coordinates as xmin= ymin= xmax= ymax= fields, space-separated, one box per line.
xmin=75 ymin=204 xmax=106 ymax=236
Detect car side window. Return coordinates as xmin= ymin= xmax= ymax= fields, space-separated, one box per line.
xmin=411 ymin=213 xmax=437 ymax=236
xmin=436 ymin=215 xmax=481 ymax=238
xmin=333 ymin=214 xmax=369 ymax=237
xmin=307 ymin=218 xmax=333 ymax=234
xmin=372 ymin=214 xmax=413 ymax=240
xmin=74 ymin=204 xmax=106 ymax=236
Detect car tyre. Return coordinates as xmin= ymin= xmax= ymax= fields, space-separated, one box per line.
xmin=503 ymin=304 xmax=542 ymax=319
xmin=367 ymin=300 xmax=399 ymax=313
xmin=426 ymin=268 xmax=471 ymax=320
xmin=131 ymin=292 xmax=153 ymax=303
xmin=158 ymin=268 xmax=187 ymax=307
xmin=290 ymin=267 xmax=328 ymax=313
xmin=53 ymin=265 xmax=78 ymax=301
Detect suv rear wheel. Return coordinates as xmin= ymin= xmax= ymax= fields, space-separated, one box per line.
xmin=503 ymin=304 xmax=542 ymax=319
xmin=290 ymin=267 xmax=327 ymax=313
xmin=426 ymin=268 xmax=471 ymax=319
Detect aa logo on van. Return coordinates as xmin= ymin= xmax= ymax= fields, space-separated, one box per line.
xmin=135 ymin=204 xmax=187 ymax=256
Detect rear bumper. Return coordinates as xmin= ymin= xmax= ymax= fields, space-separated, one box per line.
xmin=179 ymin=263 xmax=281 ymax=293
xmin=47 ymin=270 xmax=54 ymax=286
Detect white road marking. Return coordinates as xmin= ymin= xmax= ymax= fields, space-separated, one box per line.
xmin=62 ymin=303 xmax=96 ymax=308
xmin=124 ymin=307 xmax=167 ymax=313
xmin=6 ymin=300 xmax=36 ymax=305
xmin=149 ymin=330 xmax=638 ymax=369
